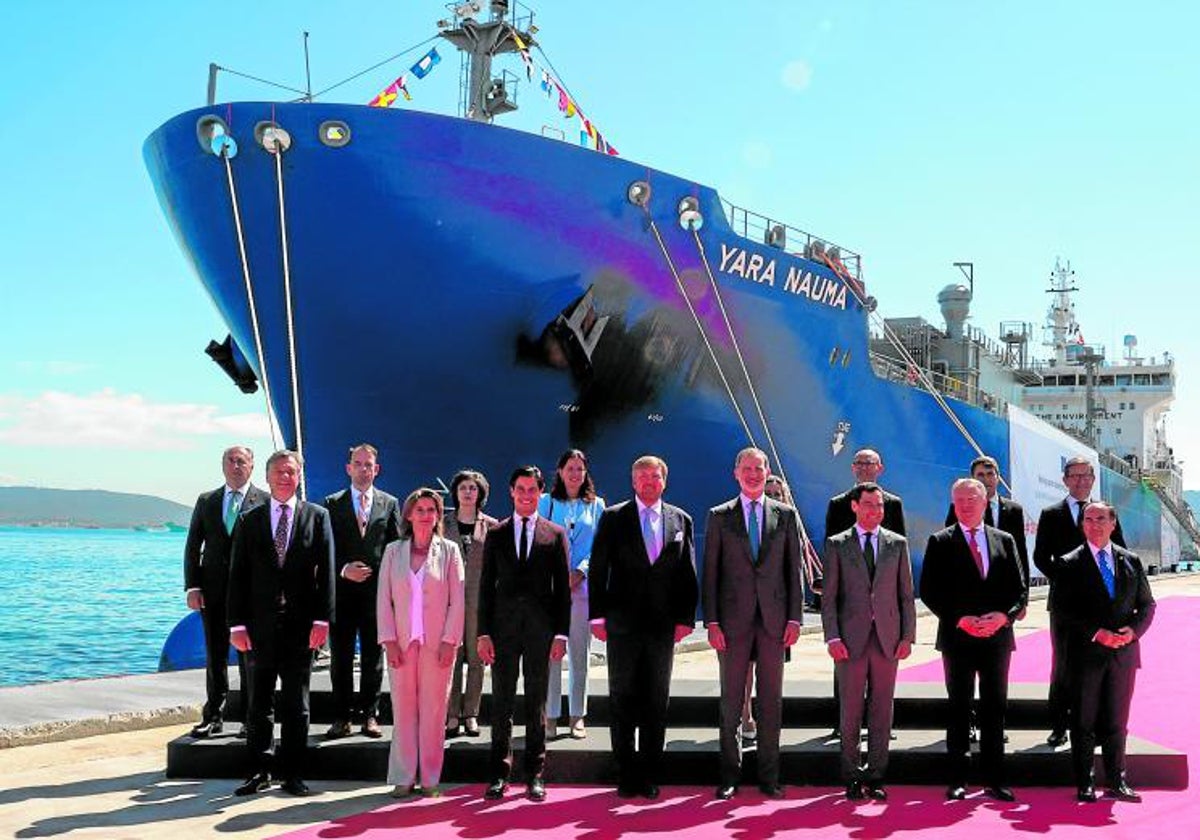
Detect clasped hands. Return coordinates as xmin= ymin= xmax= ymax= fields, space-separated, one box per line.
xmin=956 ymin=612 xmax=1008 ymax=638
xmin=1094 ymin=626 xmax=1136 ymax=649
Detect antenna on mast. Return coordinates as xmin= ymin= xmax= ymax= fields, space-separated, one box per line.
xmin=303 ymin=31 xmax=313 ymax=102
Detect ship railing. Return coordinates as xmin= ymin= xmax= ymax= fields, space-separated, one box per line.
xmin=1098 ymin=451 xmax=1139 ymax=481
xmin=869 ymin=352 xmax=1008 ymax=417
xmin=719 ymin=200 xmax=863 ymax=282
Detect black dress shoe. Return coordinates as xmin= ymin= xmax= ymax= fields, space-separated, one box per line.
xmin=715 ymin=784 xmax=737 ymax=800
xmin=846 ymin=781 xmax=865 ymax=801
xmin=1107 ymin=782 xmax=1142 ymax=803
xmin=946 ymin=785 xmax=968 ymax=801
xmin=985 ymin=786 xmax=1016 ymax=802
xmin=189 ymin=720 xmax=223 ymax=738
xmin=759 ymin=783 xmax=785 ymax=800
xmin=616 ymin=783 xmax=640 ymax=799
xmin=234 ymin=772 xmax=271 ymax=796
xmin=325 ymin=720 xmax=352 ymax=740
xmin=527 ymin=777 xmax=547 ymax=802
xmin=484 ymin=780 xmax=507 ymax=800
xmin=865 ymin=784 xmax=887 ymax=801
xmin=236 ymin=724 xmax=247 ymax=739
xmin=1047 ymin=729 xmax=1069 ymax=747
xmin=642 ymin=784 xmax=661 ymax=800
xmin=1077 ymin=785 xmax=1098 ymax=803
xmin=281 ymin=778 xmax=312 ymax=797
xmin=463 ymin=717 xmax=481 ymax=737
xmin=361 ymin=717 xmax=383 ymax=738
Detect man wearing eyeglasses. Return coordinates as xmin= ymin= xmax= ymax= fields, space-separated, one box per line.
xmin=1033 ymin=456 xmax=1125 ymax=747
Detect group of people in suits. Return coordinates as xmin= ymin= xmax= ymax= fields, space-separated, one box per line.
xmin=183 ymin=441 xmax=1155 ymax=804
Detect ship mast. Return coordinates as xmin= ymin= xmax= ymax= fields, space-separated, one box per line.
xmin=1045 ymin=258 xmax=1079 ymax=367
xmin=439 ymin=1 xmax=536 ymax=122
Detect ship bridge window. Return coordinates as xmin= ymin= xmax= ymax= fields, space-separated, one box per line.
xmin=1115 ymin=374 xmax=1132 ymax=386
xmin=1099 ymin=376 xmax=1114 ymax=386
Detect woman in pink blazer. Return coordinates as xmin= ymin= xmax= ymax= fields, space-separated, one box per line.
xmin=377 ymin=487 xmax=466 ymax=798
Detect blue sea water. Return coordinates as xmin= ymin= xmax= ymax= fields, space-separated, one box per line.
xmin=0 ymin=526 xmax=187 ymax=687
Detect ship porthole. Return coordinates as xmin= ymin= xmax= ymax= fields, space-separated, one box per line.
xmin=196 ymin=115 xmax=232 ymax=155
xmin=318 ymin=120 xmax=352 ymax=148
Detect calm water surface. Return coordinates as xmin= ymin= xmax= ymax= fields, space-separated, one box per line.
xmin=0 ymin=526 xmax=185 ymax=687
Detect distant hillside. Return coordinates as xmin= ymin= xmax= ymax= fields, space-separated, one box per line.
xmin=0 ymin=487 xmax=192 ymax=529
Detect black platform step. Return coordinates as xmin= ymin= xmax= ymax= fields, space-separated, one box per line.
xmin=167 ymin=723 xmax=1186 ymax=789
xmin=223 ymin=678 xmax=1061 ymax=729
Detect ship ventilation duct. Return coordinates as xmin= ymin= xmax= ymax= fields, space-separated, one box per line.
xmin=938 ymin=283 xmax=972 ymax=339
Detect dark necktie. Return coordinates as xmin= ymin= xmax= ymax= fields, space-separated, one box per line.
xmin=519 ymin=516 xmax=529 ymax=564
xmin=274 ymin=504 xmax=290 ymax=568
xmin=748 ymin=500 xmax=761 ymax=563
xmin=863 ymin=531 xmax=876 ymax=579
xmin=1075 ymin=501 xmax=1085 ymax=530
xmin=967 ymin=528 xmax=985 ymax=578
xmin=985 ymin=502 xmax=995 ymax=527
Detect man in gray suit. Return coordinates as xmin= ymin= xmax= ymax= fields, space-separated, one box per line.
xmin=704 ymin=447 xmax=804 ymax=800
xmin=822 ymin=482 xmax=916 ymax=801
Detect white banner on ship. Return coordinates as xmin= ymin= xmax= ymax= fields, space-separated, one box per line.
xmin=1007 ymin=404 xmax=1099 ymax=575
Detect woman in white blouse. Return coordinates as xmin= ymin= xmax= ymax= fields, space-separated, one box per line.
xmin=377 ymin=487 xmax=465 ymax=798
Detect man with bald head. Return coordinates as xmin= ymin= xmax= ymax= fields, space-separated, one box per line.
xmin=825 ymin=449 xmax=907 ymax=539
xmin=920 ymin=478 xmax=1025 ymax=802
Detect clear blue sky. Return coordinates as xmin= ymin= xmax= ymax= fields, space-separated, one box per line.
xmin=2 ymin=1 xmax=1196 ymax=503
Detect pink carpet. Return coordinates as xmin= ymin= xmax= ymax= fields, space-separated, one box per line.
xmin=272 ymin=597 xmax=1196 ymax=839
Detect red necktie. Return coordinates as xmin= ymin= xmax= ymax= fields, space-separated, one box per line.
xmin=967 ymin=528 xmax=985 ymax=578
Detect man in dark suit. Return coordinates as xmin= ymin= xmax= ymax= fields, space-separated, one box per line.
xmin=183 ymin=445 xmax=269 ymax=739
xmin=477 ymin=465 xmax=570 ymax=802
xmin=823 ymin=482 xmax=916 ymax=801
xmin=228 ymin=450 xmax=335 ymax=797
xmin=825 ymin=448 xmax=907 ymax=539
xmin=1056 ymin=501 xmax=1154 ymax=803
xmin=1033 ymin=456 xmax=1126 ymax=747
xmin=824 ymin=448 xmax=906 ymax=737
xmin=920 ymin=478 xmax=1025 ymax=802
xmin=322 ymin=443 xmax=401 ymax=740
xmin=590 ymin=455 xmax=698 ymax=800
xmin=945 ymin=455 xmax=1030 ymax=598
xmin=703 ymin=447 xmax=803 ymax=800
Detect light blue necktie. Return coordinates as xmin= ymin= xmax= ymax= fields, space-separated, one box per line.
xmin=224 ymin=490 xmax=241 ymax=534
xmin=642 ymin=508 xmax=659 ymax=563
xmin=748 ymin=500 xmax=761 ymax=562
xmin=1098 ymin=548 xmax=1115 ymax=598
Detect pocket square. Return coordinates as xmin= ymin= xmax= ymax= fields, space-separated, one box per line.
xmin=671 ymin=531 xmax=684 ymax=543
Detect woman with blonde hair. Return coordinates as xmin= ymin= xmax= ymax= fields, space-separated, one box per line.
xmin=377 ymin=487 xmax=465 ymax=798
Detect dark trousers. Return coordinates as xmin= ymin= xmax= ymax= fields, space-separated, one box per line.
xmin=489 ymin=618 xmax=552 ymax=781
xmin=718 ymin=623 xmax=785 ymax=786
xmin=1048 ymin=612 xmax=1072 ymax=732
xmin=200 ymin=595 xmax=248 ymax=722
xmin=943 ymin=643 xmax=1011 ymax=786
xmin=837 ymin=628 xmax=898 ymax=783
xmin=246 ymin=625 xmax=314 ymax=779
xmin=329 ymin=596 xmax=383 ymax=721
xmin=607 ymin=629 xmax=675 ymax=788
xmin=1071 ymin=653 xmax=1138 ymax=788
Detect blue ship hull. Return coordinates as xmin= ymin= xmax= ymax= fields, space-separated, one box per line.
xmin=144 ymin=102 xmax=1170 ymax=579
